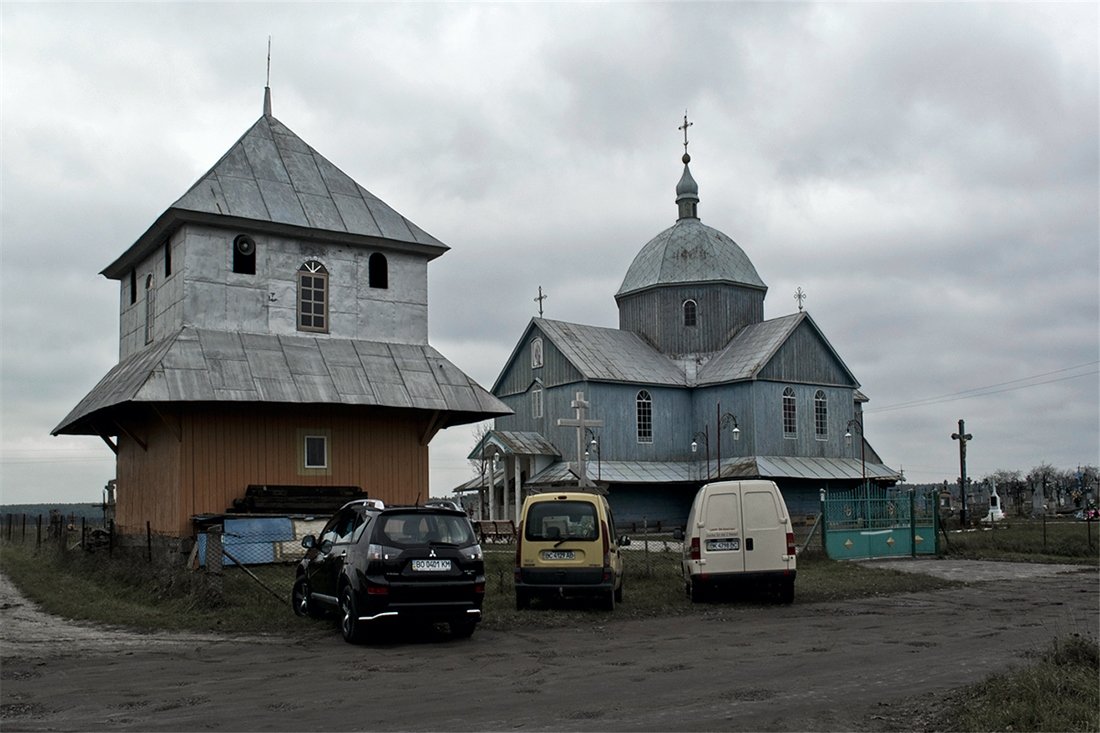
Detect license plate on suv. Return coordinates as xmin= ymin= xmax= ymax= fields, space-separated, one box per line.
xmin=411 ymin=559 xmax=452 ymax=572
xmin=706 ymin=539 xmax=740 ymax=552
xmin=541 ymin=550 xmax=575 ymax=561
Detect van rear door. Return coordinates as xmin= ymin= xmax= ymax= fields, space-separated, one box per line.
xmin=701 ymin=488 xmax=745 ymax=574
xmin=742 ymin=487 xmax=786 ymax=574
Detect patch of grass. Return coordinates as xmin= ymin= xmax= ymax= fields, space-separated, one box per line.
xmin=942 ymin=519 xmax=1100 ymax=564
xmin=0 ymin=541 xmax=301 ymax=635
xmin=936 ymin=634 xmax=1100 ymax=732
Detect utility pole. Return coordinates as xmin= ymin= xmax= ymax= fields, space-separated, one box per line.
xmin=951 ymin=419 xmax=973 ymax=527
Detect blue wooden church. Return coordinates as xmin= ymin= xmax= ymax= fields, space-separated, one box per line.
xmin=462 ymin=123 xmax=900 ymax=526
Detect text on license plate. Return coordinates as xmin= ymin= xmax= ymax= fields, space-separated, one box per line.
xmin=411 ymin=559 xmax=452 ymax=571
xmin=706 ymin=539 xmax=740 ymax=552
xmin=541 ymin=550 xmax=576 ymax=561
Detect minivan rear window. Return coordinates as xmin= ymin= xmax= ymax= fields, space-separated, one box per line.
xmin=525 ymin=501 xmax=598 ymax=541
xmin=379 ymin=513 xmax=475 ymax=548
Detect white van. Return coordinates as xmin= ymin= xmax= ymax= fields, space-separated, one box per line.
xmin=674 ymin=480 xmax=796 ymax=603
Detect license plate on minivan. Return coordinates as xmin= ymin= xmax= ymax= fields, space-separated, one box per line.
xmin=706 ymin=539 xmax=740 ymax=552
xmin=542 ymin=550 xmax=575 ymax=561
xmin=411 ymin=559 xmax=452 ymax=571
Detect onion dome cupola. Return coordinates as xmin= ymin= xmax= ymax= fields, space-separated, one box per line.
xmin=615 ymin=115 xmax=768 ymax=356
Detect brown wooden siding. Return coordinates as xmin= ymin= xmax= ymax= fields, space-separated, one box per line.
xmin=115 ymin=403 xmax=430 ymax=537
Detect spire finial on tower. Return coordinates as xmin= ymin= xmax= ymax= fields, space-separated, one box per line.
xmin=675 ymin=111 xmax=699 ymax=220
xmin=263 ymin=36 xmax=273 ymax=117
xmin=678 ymin=110 xmax=693 ymax=164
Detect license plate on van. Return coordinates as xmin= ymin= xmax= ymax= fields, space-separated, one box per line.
xmin=542 ymin=550 xmax=575 ymax=561
xmin=411 ymin=559 xmax=452 ymax=571
xmin=706 ymin=539 xmax=740 ymax=552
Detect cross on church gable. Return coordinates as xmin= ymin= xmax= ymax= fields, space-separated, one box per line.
xmin=556 ymin=391 xmax=604 ymax=488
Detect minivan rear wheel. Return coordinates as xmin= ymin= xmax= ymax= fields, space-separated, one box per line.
xmin=515 ymin=588 xmax=530 ymax=610
xmin=689 ymin=579 xmax=706 ymax=603
xmin=614 ymin=578 xmax=623 ymax=604
xmin=601 ymin=588 xmax=616 ymax=611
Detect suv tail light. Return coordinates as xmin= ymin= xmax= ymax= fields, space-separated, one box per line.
xmin=690 ymin=537 xmax=701 ymax=560
xmin=786 ymin=532 xmax=796 ymax=557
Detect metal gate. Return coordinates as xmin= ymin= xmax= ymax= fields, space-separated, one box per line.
xmin=821 ymin=486 xmax=938 ymax=560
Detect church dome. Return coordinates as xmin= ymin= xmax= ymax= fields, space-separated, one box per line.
xmin=615 ymin=211 xmax=766 ymax=298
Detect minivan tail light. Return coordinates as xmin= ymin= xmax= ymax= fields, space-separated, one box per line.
xmin=690 ymin=537 xmax=701 ymax=560
xmin=786 ymin=532 xmax=796 ymax=557
xmin=601 ymin=521 xmax=610 ymax=566
xmin=515 ymin=522 xmax=524 ymax=565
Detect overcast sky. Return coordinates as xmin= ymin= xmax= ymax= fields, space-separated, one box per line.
xmin=1 ymin=2 xmax=1097 ymax=506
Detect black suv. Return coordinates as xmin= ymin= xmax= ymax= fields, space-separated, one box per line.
xmin=292 ymin=500 xmax=485 ymax=643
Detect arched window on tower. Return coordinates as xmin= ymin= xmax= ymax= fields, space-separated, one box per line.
xmin=636 ymin=390 xmax=653 ymax=444
xmin=144 ymin=275 xmax=155 ymax=344
xmin=368 ymin=253 xmax=388 ymax=289
xmin=782 ymin=386 xmax=797 ymax=439
xmin=683 ymin=299 xmax=697 ymax=327
xmin=814 ymin=390 xmax=828 ymax=440
xmin=297 ymin=260 xmax=329 ymax=333
xmin=531 ymin=383 xmax=543 ymax=419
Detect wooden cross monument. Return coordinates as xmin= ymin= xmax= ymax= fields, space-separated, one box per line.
xmin=556 ymin=391 xmax=604 ymax=488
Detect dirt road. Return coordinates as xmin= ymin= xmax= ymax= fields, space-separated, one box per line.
xmin=2 ymin=561 xmax=1097 ymax=732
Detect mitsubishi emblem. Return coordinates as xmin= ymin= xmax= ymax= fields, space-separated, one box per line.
xmin=429 ymin=549 xmax=437 ymax=558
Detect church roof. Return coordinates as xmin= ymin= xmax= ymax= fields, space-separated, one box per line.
xmin=466 ymin=430 xmax=561 ymax=460
xmin=102 ymin=111 xmax=447 ymax=279
xmin=53 ymin=326 xmax=511 ymax=436
xmin=512 ymin=319 xmax=687 ymax=389
xmin=696 ymin=312 xmax=802 ymax=384
xmin=615 ymin=218 xmax=767 ymax=299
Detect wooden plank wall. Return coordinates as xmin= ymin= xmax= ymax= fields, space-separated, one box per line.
xmin=115 ymin=403 xmax=430 ymax=537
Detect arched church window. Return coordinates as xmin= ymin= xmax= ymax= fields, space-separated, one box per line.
xmin=531 ymin=338 xmax=544 ymax=369
xmin=144 ymin=275 xmax=155 ymax=345
xmin=297 ymin=260 xmax=329 ymax=333
xmin=368 ymin=253 xmax=388 ymax=289
xmin=636 ymin=390 xmax=653 ymax=444
xmin=532 ymin=383 xmax=543 ymax=419
xmin=683 ymin=299 xmax=697 ymax=327
xmin=783 ymin=387 xmax=797 ymax=439
xmin=814 ymin=390 xmax=828 ymax=440
xmin=233 ymin=234 xmax=257 ymax=275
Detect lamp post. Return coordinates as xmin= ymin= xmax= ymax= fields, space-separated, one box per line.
xmin=716 ymin=411 xmax=740 ymax=479
xmin=845 ymin=417 xmax=867 ymax=490
xmin=584 ymin=428 xmax=601 ymax=482
xmin=691 ymin=426 xmax=711 ymax=480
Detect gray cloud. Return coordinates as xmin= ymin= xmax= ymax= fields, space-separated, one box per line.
xmin=2 ymin=2 xmax=1096 ymax=503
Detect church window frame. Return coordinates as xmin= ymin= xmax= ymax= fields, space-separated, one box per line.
xmin=783 ymin=387 xmax=797 ymax=439
xmin=636 ymin=390 xmax=653 ymax=444
xmin=531 ymin=337 xmax=544 ymax=369
xmin=532 ymin=383 xmax=543 ymax=419
xmin=143 ymin=274 xmax=155 ymax=344
xmin=683 ymin=299 xmax=697 ymax=327
xmin=368 ymin=252 xmax=388 ymax=289
xmin=814 ymin=390 xmax=828 ymax=440
xmin=297 ymin=260 xmax=329 ymax=333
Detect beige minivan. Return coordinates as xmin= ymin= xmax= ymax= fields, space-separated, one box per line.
xmin=514 ymin=492 xmax=630 ymax=611
xmin=674 ymin=480 xmax=796 ymax=603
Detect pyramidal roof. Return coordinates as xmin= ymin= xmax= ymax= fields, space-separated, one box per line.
xmin=103 ymin=96 xmax=446 ymax=278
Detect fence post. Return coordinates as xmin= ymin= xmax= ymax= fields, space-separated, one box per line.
xmin=108 ymin=519 xmax=115 ymax=557
xmin=36 ymin=514 xmax=42 ymax=550
xmin=22 ymin=514 xmax=27 ymax=542
xmin=643 ymin=517 xmax=651 ymax=578
xmin=6 ymin=513 xmax=11 ymax=542
xmin=81 ymin=517 xmax=86 ymax=551
xmin=909 ymin=488 xmax=916 ymax=557
xmin=819 ymin=489 xmax=828 ymax=556
xmin=146 ymin=521 xmax=153 ymax=563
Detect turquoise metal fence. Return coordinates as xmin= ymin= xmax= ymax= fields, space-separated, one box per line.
xmin=821 ymin=486 xmax=938 ymax=560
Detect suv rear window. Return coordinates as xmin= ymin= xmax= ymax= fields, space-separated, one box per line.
xmin=525 ymin=501 xmax=599 ymax=541
xmin=378 ymin=512 xmax=475 ymax=548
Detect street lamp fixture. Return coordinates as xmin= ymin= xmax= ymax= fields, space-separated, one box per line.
xmin=584 ymin=428 xmax=601 ymax=482
xmin=845 ymin=417 xmax=867 ymax=489
xmin=691 ymin=426 xmax=711 ymax=480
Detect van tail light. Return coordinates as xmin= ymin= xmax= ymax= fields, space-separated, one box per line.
xmin=786 ymin=532 xmax=796 ymax=557
xmin=690 ymin=537 xmax=701 ymax=560
xmin=515 ymin=522 xmax=524 ymax=565
xmin=601 ymin=521 xmax=611 ymax=566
